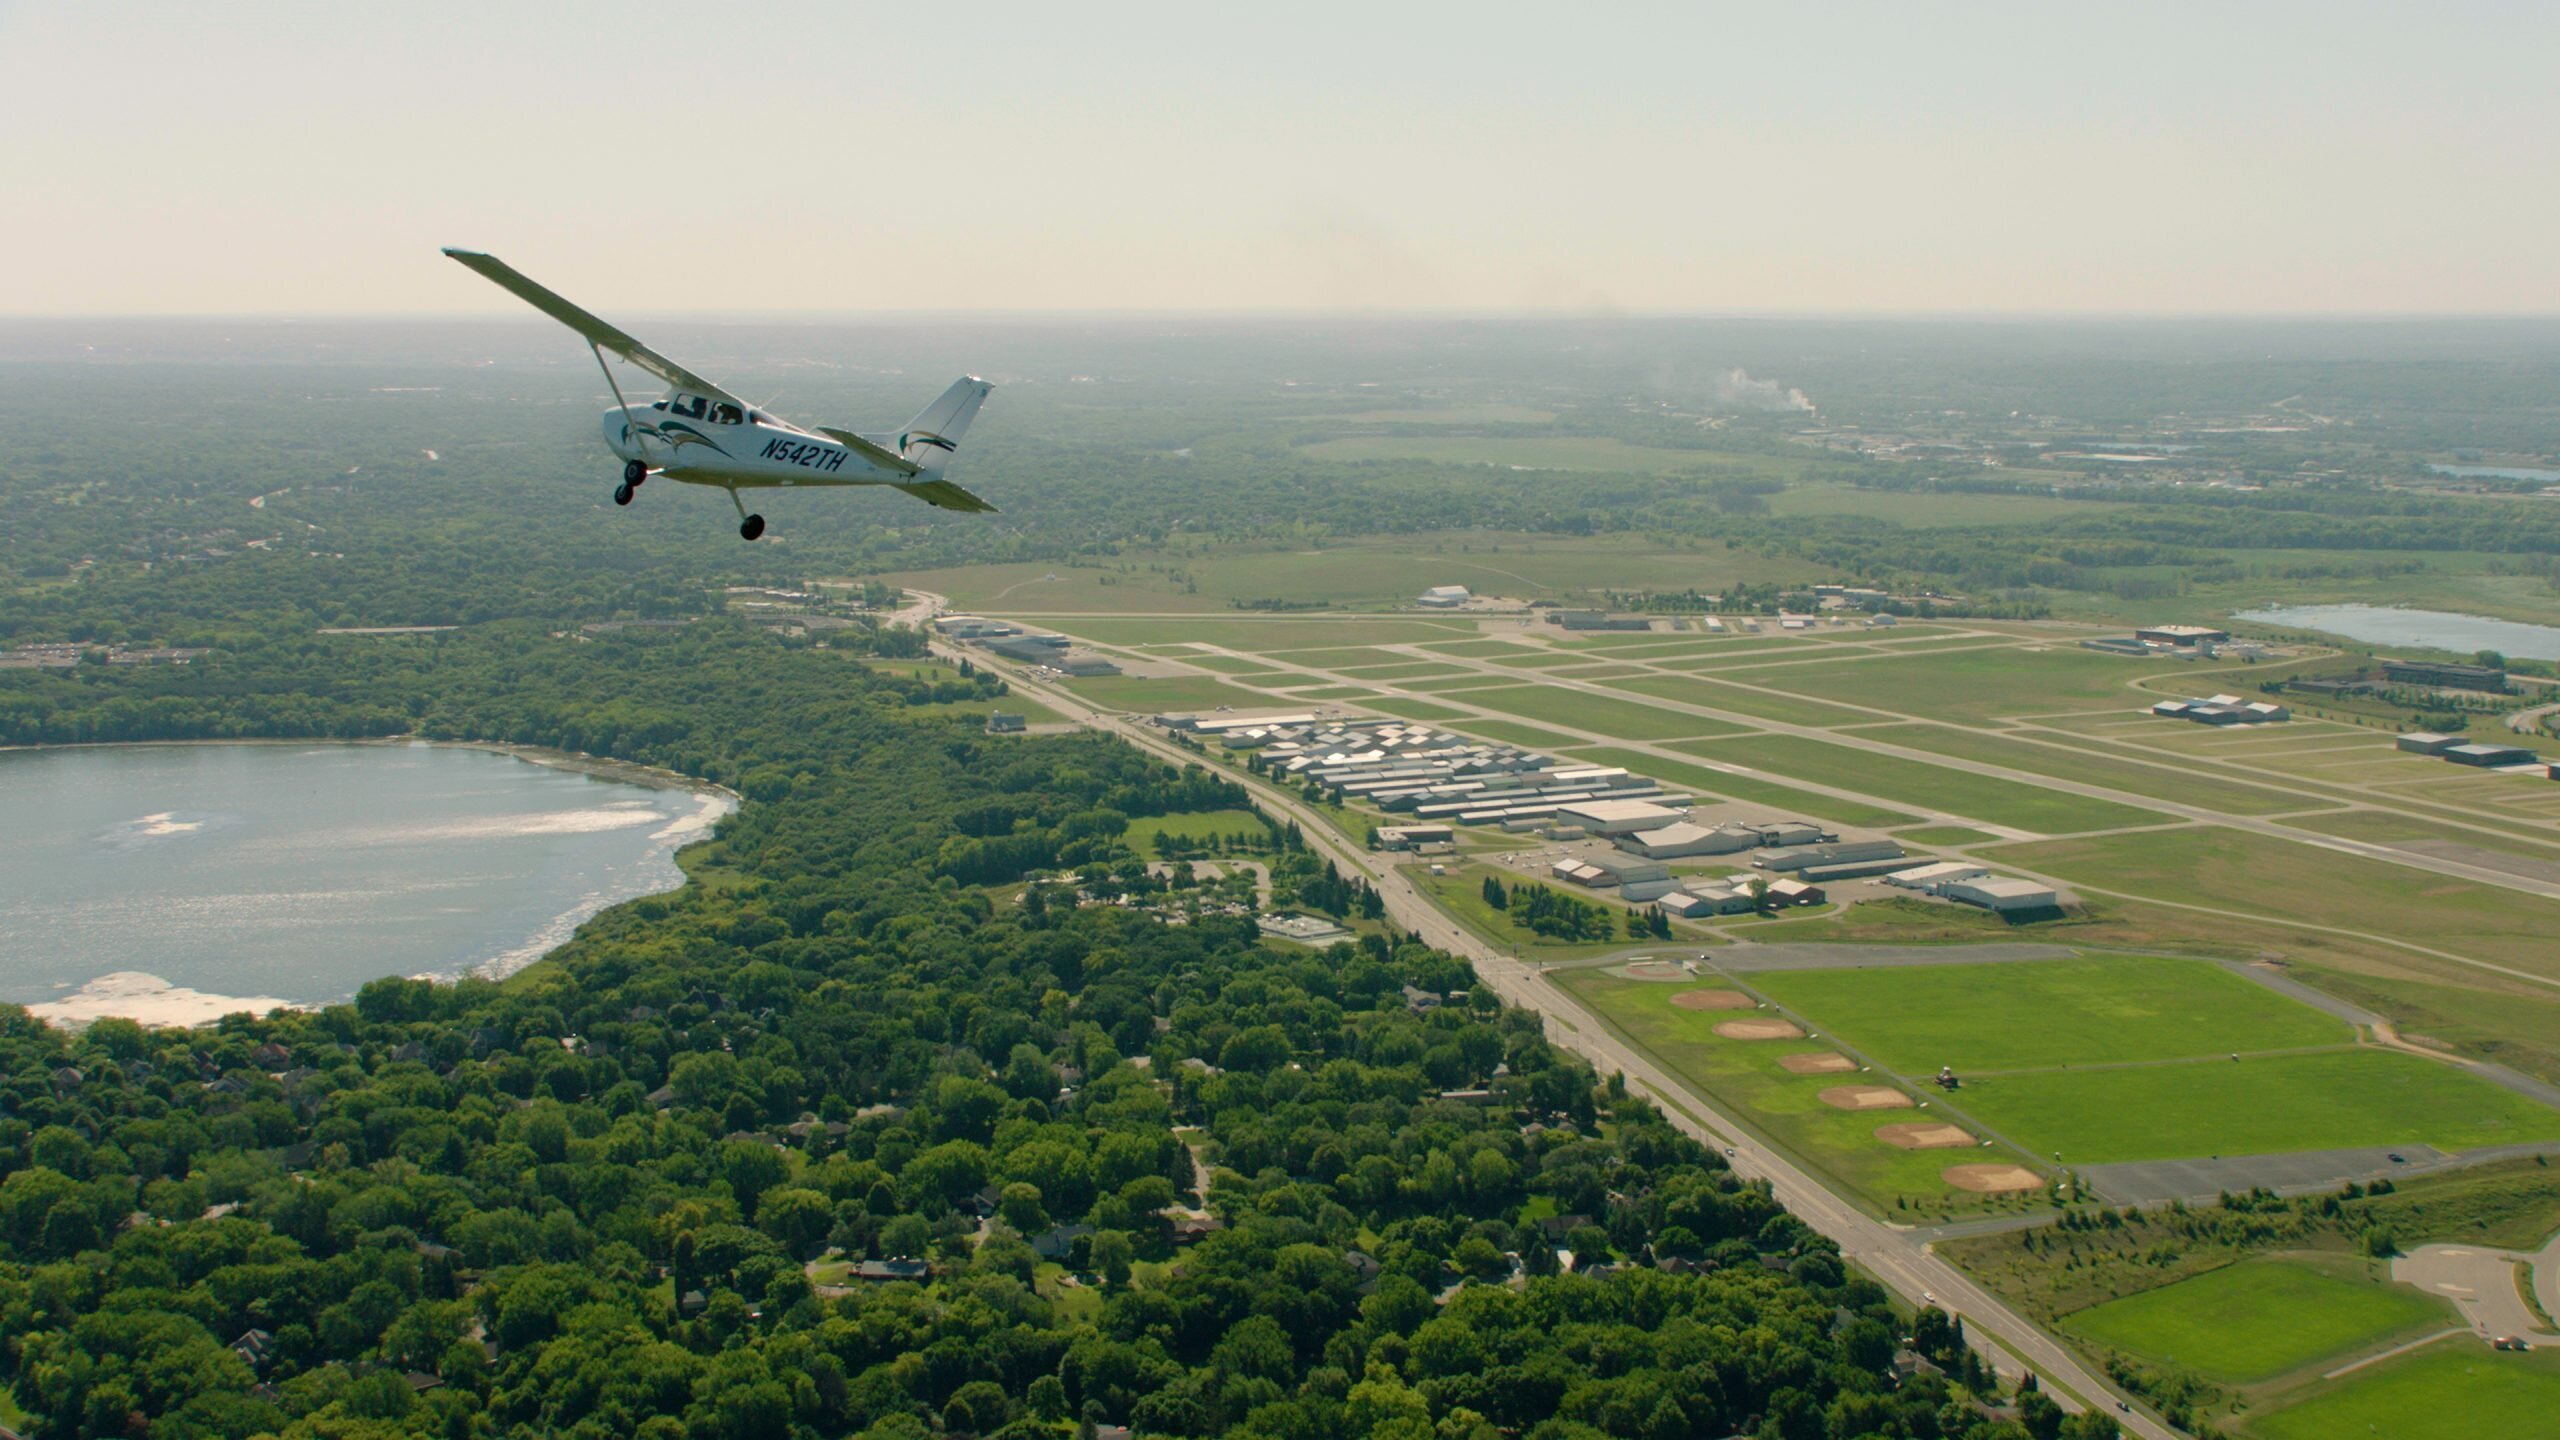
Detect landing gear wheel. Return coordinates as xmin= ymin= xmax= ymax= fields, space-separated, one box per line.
xmin=739 ymin=514 xmax=766 ymax=541
xmin=613 ymin=481 xmax=634 ymax=506
xmin=623 ymin=460 xmax=647 ymax=485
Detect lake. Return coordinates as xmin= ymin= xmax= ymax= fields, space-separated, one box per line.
xmin=2234 ymin=604 xmax=2560 ymax=661
xmin=0 ymin=742 xmax=731 ymax=1022
xmin=2429 ymin=463 xmax=2560 ymax=483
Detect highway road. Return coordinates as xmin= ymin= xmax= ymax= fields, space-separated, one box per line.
xmin=909 ymin=593 xmax=2174 ymax=1438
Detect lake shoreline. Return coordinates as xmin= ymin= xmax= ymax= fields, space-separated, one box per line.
xmin=3 ymin=737 xmax=738 ymax=1031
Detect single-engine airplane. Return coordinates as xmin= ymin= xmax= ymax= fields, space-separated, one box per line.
xmin=443 ymin=247 xmax=994 ymax=539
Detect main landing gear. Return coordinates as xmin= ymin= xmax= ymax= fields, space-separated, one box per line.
xmin=726 ymin=489 xmax=766 ymax=542
xmin=615 ymin=460 xmax=646 ymax=507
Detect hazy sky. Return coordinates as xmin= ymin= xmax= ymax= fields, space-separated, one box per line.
xmin=5 ymin=1 xmax=2556 ymax=316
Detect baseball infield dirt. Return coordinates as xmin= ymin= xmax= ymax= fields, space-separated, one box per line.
xmin=1876 ymin=1122 xmax=1974 ymax=1150
xmin=1818 ymin=1084 xmax=1914 ymax=1111
xmin=1714 ymin=1018 xmax=1805 ymax=1040
xmin=1671 ymin=988 xmax=1754 ymax=1011
xmin=1778 ymin=1052 xmax=1857 ymax=1075
xmin=1943 ymin=1164 xmax=2044 ymax=1193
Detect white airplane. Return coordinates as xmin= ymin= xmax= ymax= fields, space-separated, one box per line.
xmin=443 ymin=248 xmax=995 ymax=540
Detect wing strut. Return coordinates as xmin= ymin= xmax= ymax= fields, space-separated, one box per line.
xmin=590 ymin=342 xmax=654 ymax=468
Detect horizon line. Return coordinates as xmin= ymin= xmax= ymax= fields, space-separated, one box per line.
xmin=7 ymin=307 xmax=2560 ymax=326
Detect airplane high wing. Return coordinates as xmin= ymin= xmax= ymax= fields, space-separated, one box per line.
xmin=442 ymin=247 xmax=998 ymax=540
xmin=441 ymin=247 xmax=743 ymax=407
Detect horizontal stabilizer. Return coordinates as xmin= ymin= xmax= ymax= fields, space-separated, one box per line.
xmin=893 ymin=479 xmax=998 ymax=514
xmin=816 ymin=427 xmax=920 ymax=477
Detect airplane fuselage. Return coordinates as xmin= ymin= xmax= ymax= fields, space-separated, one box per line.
xmin=604 ymin=393 xmax=904 ymax=490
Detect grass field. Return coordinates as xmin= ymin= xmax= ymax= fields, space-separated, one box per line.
xmin=1715 ymin=645 xmax=2187 ymax=725
xmin=1129 ymin=810 xmax=1274 ymax=859
xmin=1452 ymin=719 xmax=1589 ymax=751
xmin=1557 ymin=968 xmax=2039 ymax=1213
xmin=1683 ymin=734 xmax=2166 ymax=833
xmin=1460 ymin=685 xmax=1748 ymax=741
xmin=1617 ymin=674 xmax=1887 ymax=728
xmin=1742 ymin=956 xmax=2349 ymax=1073
xmin=2062 ymin=1256 xmax=2447 ymax=1384
xmin=1954 ymin=1047 xmax=2560 ymax=1164
xmin=1060 ymin=675 xmax=1275 ymax=712
xmin=1366 ymin=698 xmax=1476 ymax=722
xmin=1331 ymin=661 xmax=1468 ymax=680
xmin=1867 ymin=723 xmax=2314 ymax=816
xmin=1991 ymin=826 xmax=2560 ymax=981
xmin=1893 ymin=825 xmax=2004 ymax=846
xmin=2249 ymin=1343 xmax=2560 ymax=1440
xmin=1295 ymin=434 xmax=1768 ymax=474
xmin=1569 ymin=748 xmax=1920 ymax=828
xmin=1059 ymin=618 xmax=1476 ymax=649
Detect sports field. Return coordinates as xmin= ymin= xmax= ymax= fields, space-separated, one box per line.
xmin=2249 ymin=1343 xmax=2560 ymax=1440
xmin=1684 ymin=734 xmax=2166 ymax=833
xmin=1952 ymin=1047 xmax=2560 ymax=1164
xmin=1743 ymin=955 xmax=2348 ymax=1073
xmin=1557 ymin=968 xmax=2035 ymax=1212
xmin=2062 ymin=1256 xmax=2447 ymax=1384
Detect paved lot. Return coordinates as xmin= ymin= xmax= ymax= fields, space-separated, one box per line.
xmin=2394 ymin=1228 xmax=2560 ymax=1344
xmin=2082 ymin=1145 xmax=2453 ymax=1207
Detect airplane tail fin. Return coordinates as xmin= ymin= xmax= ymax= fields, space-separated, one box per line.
xmin=897 ymin=377 xmax=992 ymax=477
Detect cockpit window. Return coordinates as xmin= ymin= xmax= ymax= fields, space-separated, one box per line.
xmin=672 ymin=395 xmax=708 ymax=420
xmin=710 ymin=402 xmax=743 ymax=425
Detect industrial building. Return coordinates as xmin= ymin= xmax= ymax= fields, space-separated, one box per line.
xmin=933 ymin=616 xmax=1020 ymax=639
xmin=1943 ymin=877 xmax=2060 ymax=913
xmin=2152 ymin=694 xmax=2288 ymax=726
xmin=2445 ymin=742 xmax=2539 ymax=768
xmin=1375 ymin=824 xmax=1454 ymax=850
xmin=2397 ymin=732 xmax=2462 ymax=755
xmin=1552 ymin=852 xmax=1677 ymax=901
xmin=1620 ymin=821 xmax=1761 ymax=859
xmin=1886 ymin=861 xmax=1990 ymax=891
xmin=984 ymin=712 xmax=1026 ymax=734
xmin=1417 ymin=585 xmax=1471 ymax=608
xmin=1763 ymin=878 xmax=1824 ymax=907
xmin=2137 ymin=624 xmax=2230 ymax=648
xmin=2383 ymin=659 xmax=2507 ymax=693
xmin=1555 ymin=798 xmax=1685 ymax=835
xmin=1553 ymin=611 xmax=1651 ymax=632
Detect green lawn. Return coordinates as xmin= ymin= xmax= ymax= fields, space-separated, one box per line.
xmin=1130 ymin=810 xmax=1274 ymax=859
xmin=1460 ymin=684 xmax=1748 ymax=740
xmin=1366 ymin=698 xmax=1475 ymax=722
xmin=1715 ymin=644 xmax=2190 ymax=725
xmin=1555 ymin=970 xmax=2040 ymax=1213
xmin=1058 ymin=618 xmax=1474 ymax=649
xmin=2064 ymin=1256 xmax=2447 ymax=1384
xmin=1683 ymin=734 xmax=2166 ymax=834
xmin=1866 ymin=723 xmax=2314 ymax=816
xmin=1569 ymin=748 xmax=1921 ymax=828
xmin=1744 ymin=955 xmax=2349 ymax=1073
xmin=1331 ymin=661 xmax=1468 ymax=680
xmin=1954 ymin=1048 xmax=2560 ymax=1165
xmin=2250 ymin=1343 xmax=2560 ymax=1440
xmin=1449 ymin=718 xmax=1588 ymax=752
xmin=1060 ymin=675 xmax=1277 ymax=713
xmin=1990 ymin=826 xmax=2560 ymax=983
xmin=1893 ymin=825 xmax=2003 ymax=846
xmin=1184 ymin=654 xmax=1282 ymax=675
xmin=1618 ymin=673 xmax=1886 ymax=727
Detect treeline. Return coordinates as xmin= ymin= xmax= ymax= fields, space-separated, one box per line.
xmin=0 ymin=611 xmax=2117 ymax=1439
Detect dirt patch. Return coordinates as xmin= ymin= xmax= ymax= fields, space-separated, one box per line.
xmin=1714 ymin=1018 xmax=1805 ymax=1041
xmin=1778 ymin=1052 xmax=1857 ymax=1075
xmin=1876 ymin=1122 xmax=1975 ymax=1150
xmin=1943 ymin=1164 xmax=2043 ymax=1194
xmin=1818 ymin=1085 xmax=1914 ymax=1111
xmin=1617 ymin=959 xmax=1691 ymax=982
xmin=1672 ymin=988 xmax=1754 ymax=1011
